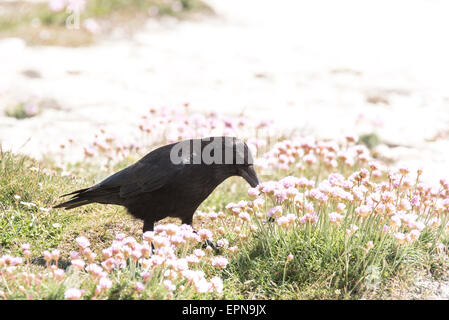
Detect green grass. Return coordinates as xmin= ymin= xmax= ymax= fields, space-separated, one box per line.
xmin=223 ymin=220 xmax=433 ymax=299
xmin=0 ymin=152 xmax=73 ymax=254
xmin=1 ymin=147 xmax=448 ymax=299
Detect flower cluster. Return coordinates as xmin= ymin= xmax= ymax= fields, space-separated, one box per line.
xmin=76 ymin=106 xmax=273 ymax=163
xmin=0 ymin=224 xmax=229 ymax=300
xmin=255 ymin=136 xmax=371 ymax=172
xmin=229 ymin=167 xmax=449 ymax=247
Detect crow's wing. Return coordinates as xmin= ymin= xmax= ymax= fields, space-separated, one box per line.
xmin=94 ymin=147 xmax=185 ymax=199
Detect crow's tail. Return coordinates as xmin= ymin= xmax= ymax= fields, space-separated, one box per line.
xmin=53 ymin=186 xmax=121 ymax=210
xmin=53 ymin=188 xmax=94 ymax=210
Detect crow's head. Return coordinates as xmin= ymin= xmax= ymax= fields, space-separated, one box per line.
xmin=223 ymin=137 xmax=259 ymax=188
xmin=169 ymin=136 xmax=260 ymax=187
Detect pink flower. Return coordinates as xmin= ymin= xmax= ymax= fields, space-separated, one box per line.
xmin=197 ymin=229 xmax=213 ymax=241
xmin=67 ymin=0 xmax=86 ymax=13
xmin=239 ymin=212 xmax=251 ymax=222
xmin=336 ymin=203 xmax=346 ymax=213
xmin=97 ymin=277 xmax=112 ymax=292
xmin=248 ymin=187 xmax=260 ymax=198
xmin=136 ymin=282 xmax=145 ymax=292
xmin=186 ymin=254 xmax=200 ymax=265
xmin=49 ymin=0 xmax=66 ymax=12
xmin=303 ymin=154 xmax=317 ymax=165
xmin=53 ymin=268 xmax=65 ymax=280
xmin=395 ymin=232 xmax=406 ymax=244
xmin=277 ymin=216 xmax=290 ymax=227
xmin=211 ymin=256 xmax=228 ymax=269
xmin=64 ymin=288 xmax=83 ymax=300
xmin=390 ymin=215 xmax=402 ymax=228
xmin=253 ymin=198 xmax=265 ymax=209
xmin=398 ymin=199 xmax=411 ymax=211
xmin=409 ymin=230 xmax=421 ymax=241
xmin=268 ymin=206 xmax=282 ymax=218
xmin=216 ymin=238 xmax=229 ymax=249
xmin=141 ymin=271 xmax=151 ymax=282
xmin=83 ymin=19 xmax=100 ymax=34
xmin=193 ymin=249 xmax=205 ymax=258
xmin=142 ymin=231 xmax=155 ymax=242
xmin=70 ymin=251 xmax=80 ymax=259
xmin=43 ymin=250 xmax=52 ymax=261
xmin=115 ymin=233 xmax=126 ymax=241
xmin=84 ymin=146 xmax=96 ymax=157
xmin=210 ymin=277 xmax=223 ymax=293
xmin=75 ymin=236 xmax=90 ymax=249
xmin=345 ymin=224 xmax=359 ymax=236
xmin=286 ymin=187 xmax=298 ymax=199
xmin=51 ymin=249 xmax=60 ymax=261
xmin=163 ymin=279 xmax=176 ymax=292
xmin=193 ymin=277 xmax=210 ymax=293
xmin=355 ymin=205 xmax=371 ymax=217
xmin=328 ymin=212 xmax=343 ymax=224
xmin=86 ymin=263 xmax=103 ymax=277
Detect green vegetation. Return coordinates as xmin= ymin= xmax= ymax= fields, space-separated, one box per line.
xmin=1 ymin=138 xmax=448 ymax=299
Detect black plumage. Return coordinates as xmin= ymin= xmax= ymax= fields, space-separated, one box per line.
xmin=54 ymin=136 xmax=259 ymax=232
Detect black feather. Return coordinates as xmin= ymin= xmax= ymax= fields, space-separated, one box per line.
xmin=54 ymin=137 xmax=259 ymax=232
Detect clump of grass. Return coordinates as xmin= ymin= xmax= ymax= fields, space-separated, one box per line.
xmin=0 ymin=152 xmax=76 ymax=254
xmin=359 ymin=133 xmax=381 ymax=149
xmin=4 ymin=102 xmax=41 ymax=120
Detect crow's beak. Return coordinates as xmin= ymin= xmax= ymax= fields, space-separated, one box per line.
xmin=240 ymin=165 xmax=259 ymax=188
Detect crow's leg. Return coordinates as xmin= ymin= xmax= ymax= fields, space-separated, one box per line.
xmin=143 ymin=219 xmax=155 ymax=252
xmin=182 ymin=217 xmax=219 ymax=253
xmin=143 ymin=219 xmax=154 ymax=232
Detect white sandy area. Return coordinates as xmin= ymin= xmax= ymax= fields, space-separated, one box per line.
xmin=0 ymin=0 xmax=449 ymax=186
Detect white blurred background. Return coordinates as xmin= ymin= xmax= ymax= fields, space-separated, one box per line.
xmin=1 ymin=0 xmax=449 ymax=184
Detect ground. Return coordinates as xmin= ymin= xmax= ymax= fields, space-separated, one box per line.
xmin=1 ymin=0 xmax=449 ymax=299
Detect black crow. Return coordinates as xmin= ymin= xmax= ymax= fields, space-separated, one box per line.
xmin=54 ymin=136 xmax=259 ymax=232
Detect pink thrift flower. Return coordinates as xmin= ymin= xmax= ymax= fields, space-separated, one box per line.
xmin=336 ymin=203 xmax=346 ymax=213
xmin=409 ymin=230 xmax=421 ymax=241
xmin=83 ymin=18 xmax=100 ymax=34
xmin=97 ymin=277 xmax=112 ymax=293
xmin=355 ymin=205 xmax=371 ymax=217
xmin=390 ymin=215 xmax=402 ymax=228
xmin=268 ymin=206 xmax=282 ymax=218
xmin=67 ymin=0 xmax=86 ymax=13
xmin=198 ymin=229 xmax=213 ymax=241
xmin=53 ymin=268 xmax=65 ymax=280
xmin=193 ymin=249 xmax=205 ymax=258
xmin=239 ymin=212 xmax=251 ymax=222
xmin=75 ymin=236 xmax=90 ymax=249
xmin=277 ymin=216 xmax=290 ymax=228
xmin=328 ymin=212 xmax=343 ymax=224
xmin=210 ymin=277 xmax=223 ymax=293
xmin=395 ymin=232 xmax=406 ymax=244
xmin=136 ymin=282 xmax=145 ymax=292
xmin=163 ymin=279 xmax=176 ymax=292
xmin=64 ymin=288 xmax=83 ymax=300
xmin=211 ymin=256 xmax=228 ymax=269
xmin=248 ymin=187 xmax=260 ymax=198
xmin=49 ymin=0 xmax=66 ymax=12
